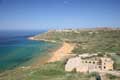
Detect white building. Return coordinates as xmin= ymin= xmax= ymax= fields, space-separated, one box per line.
xmin=65 ymin=54 xmax=114 ymax=73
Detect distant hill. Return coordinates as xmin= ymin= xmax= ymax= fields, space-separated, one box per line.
xmin=34 ymin=28 xmax=120 ymax=54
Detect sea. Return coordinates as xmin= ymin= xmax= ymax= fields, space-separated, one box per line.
xmin=0 ymin=30 xmax=57 ymax=72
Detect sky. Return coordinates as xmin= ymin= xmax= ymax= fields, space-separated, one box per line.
xmin=0 ymin=0 xmax=120 ymax=30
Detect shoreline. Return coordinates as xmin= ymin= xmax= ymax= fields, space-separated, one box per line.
xmin=28 ymin=37 xmax=56 ymax=43
xmin=26 ymin=36 xmax=76 ymax=68
xmin=28 ymin=37 xmax=75 ymax=65
xmin=30 ymin=42 xmax=62 ymax=68
xmin=30 ymin=42 xmax=76 ymax=68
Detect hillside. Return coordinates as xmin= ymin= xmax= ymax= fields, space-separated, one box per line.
xmin=0 ymin=28 xmax=120 ymax=80
xmin=34 ymin=28 xmax=120 ymax=70
xmin=34 ymin=29 xmax=120 ymax=54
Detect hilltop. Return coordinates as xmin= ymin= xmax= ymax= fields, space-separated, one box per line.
xmin=33 ymin=28 xmax=120 ymax=54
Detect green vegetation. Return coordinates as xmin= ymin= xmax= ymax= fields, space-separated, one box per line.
xmin=106 ymin=74 xmax=120 ymax=80
xmin=111 ymin=54 xmax=120 ymax=70
xmin=0 ymin=61 xmax=96 ymax=80
xmin=1 ymin=28 xmax=120 ymax=80
xmin=35 ymin=29 xmax=120 ymax=54
xmin=0 ymin=61 xmax=119 ymax=80
xmin=34 ymin=29 xmax=120 ymax=69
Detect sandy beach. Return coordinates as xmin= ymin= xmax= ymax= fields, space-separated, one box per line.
xmin=28 ymin=36 xmax=76 ymax=67
xmin=47 ymin=42 xmax=76 ymax=62
xmin=29 ymin=37 xmax=76 ymax=63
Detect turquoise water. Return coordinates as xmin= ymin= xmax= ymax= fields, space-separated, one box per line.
xmin=0 ymin=30 xmax=57 ymax=72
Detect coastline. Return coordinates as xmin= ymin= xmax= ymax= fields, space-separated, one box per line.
xmin=30 ymin=42 xmax=62 ymax=68
xmin=28 ymin=37 xmax=56 ymax=43
xmin=28 ymin=36 xmax=76 ymax=67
